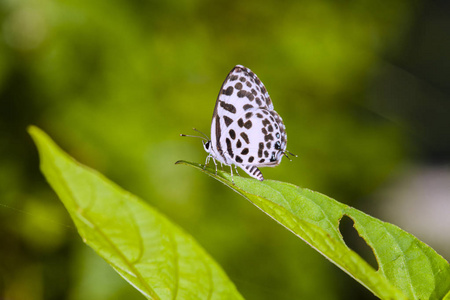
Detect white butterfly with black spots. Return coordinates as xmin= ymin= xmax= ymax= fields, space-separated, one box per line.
xmin=185 ymin=65 xmax=293 ymax=182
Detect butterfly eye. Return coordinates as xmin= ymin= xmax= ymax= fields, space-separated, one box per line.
xmin=204 ymin=141 xmax=210 ymax=150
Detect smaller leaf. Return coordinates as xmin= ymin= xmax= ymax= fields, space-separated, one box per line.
xmin=29 ymin=126 xmax=244 ymax=300
xmin=177 ymin=160 xmax=450 ymax=300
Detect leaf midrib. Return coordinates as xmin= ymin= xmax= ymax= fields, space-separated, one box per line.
xmin=54 ymin=165 xmax=161 ymax=300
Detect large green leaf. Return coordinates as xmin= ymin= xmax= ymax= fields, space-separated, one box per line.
xmin=177 ymin=160 xmax=450 ymax=300
xmin=29 ymin=126 xmax=244 ymax=300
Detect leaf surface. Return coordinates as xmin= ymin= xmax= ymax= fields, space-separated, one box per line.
xmin=177 ymin=160 xmax=450 ymax=300
xmin=29 ymin=126 xmax=244 ymax=300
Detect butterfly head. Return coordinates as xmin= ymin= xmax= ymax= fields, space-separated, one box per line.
xmin=202 ymin=140 xmax=212 ymax=153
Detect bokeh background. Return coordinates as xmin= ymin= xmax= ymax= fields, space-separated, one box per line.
xmin=1 ymin=0 xmax=450 ymax=299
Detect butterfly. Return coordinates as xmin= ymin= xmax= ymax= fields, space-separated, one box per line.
xmin=183 ymin=65 xmax=294 ymax=182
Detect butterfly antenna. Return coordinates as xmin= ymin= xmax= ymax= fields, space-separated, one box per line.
xmin=192 ymin=128 xmax=210 ymax=140
xmin=180 ymin=133 xmax=208 ymax=141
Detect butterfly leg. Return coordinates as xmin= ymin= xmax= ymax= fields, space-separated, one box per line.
xmin=229 ymin=165 xmax=235 ymax=184
xmin=234 ymin=165 xmax=240 ymax=177
xmin=211 ymin=157 xmax=218 ymax=175
xmin=204 ymin=154 xmax=211 ymax=169
xmin=222 ymin=152 xmax=235 ymax=184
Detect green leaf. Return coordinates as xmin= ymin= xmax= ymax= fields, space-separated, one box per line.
xmin=177 ymin=160 xmax=450 ymax=300
xmin=28 ymin=126 xmax=244 ymax=300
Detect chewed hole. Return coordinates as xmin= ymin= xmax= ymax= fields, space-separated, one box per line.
xmin=339 ymin=215 xmax=378 ymax=270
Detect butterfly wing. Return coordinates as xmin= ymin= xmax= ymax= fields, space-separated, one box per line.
xmin=210 ymin=65 xmax=287 ymax=180
xmin=228 ymin=108 xmax=287 ymax=161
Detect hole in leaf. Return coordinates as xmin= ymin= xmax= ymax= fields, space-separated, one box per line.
xmin=339 ymin=215 xmax=378 ymax=270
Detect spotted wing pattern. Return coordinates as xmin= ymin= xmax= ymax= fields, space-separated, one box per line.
xmin=208 ymin=65 xmax=287 ymax=181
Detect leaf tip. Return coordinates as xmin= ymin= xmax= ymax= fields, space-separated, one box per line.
xmin=27 ymin=125 xmax=41 ymax=138
xmin=27 ymin=126 xmax=63 ymax=167
xmin=27 ymin=125 xmax=48 ymax=150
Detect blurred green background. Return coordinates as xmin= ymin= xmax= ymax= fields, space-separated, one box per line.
xmin=1 ymin=0 xmax=450 ymax=299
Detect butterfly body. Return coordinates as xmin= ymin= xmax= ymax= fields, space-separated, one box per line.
xmin=203 ymin=65 xmax=288 ymax=181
